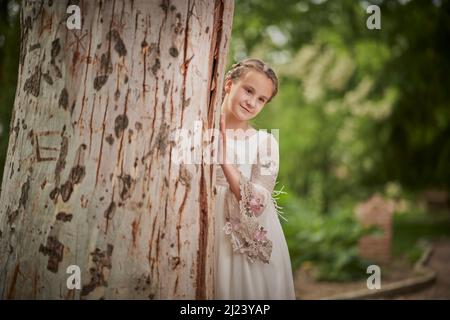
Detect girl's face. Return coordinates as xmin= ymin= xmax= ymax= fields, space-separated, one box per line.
xmin=224 ymin=70 xmax=274 ymax=122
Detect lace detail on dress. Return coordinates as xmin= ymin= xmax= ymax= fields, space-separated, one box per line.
xmin=222 ymin=132 xmax=287 ymax=264
xmin=223 ymin=173 xmax=273 ymax=264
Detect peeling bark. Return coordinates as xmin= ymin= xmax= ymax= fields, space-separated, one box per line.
xmin=0 ymin=0 xmax=233 ymax=299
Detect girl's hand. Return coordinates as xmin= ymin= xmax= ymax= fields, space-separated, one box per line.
xmin=219 ymin=112 xmax=227 ymax=165
xmin=218 ymin=112 xmax=241 ymax=201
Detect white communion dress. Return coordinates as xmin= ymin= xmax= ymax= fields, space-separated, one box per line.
xmin=214 ymin=130 xmax=296 ymax=300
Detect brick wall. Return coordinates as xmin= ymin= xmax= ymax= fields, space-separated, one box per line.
xmin=355 ymin=194 xmax=394 ymax=264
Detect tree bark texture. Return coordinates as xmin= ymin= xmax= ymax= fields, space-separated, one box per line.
xmin=0 ymin=0 xmax=233 ymax=299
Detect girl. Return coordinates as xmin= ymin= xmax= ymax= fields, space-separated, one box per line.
xmin=215 ymin=58 xmax=296 ymax=299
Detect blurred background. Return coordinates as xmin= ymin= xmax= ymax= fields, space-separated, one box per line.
xmin=1 ymin=0 xmax=449 ymax=298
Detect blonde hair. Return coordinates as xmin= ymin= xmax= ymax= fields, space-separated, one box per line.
xmin=224 ymin=58 xmax=279 ymax=102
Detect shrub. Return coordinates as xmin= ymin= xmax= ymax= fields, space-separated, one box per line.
xmin=282 ymin=197 xmax=378 ymax=281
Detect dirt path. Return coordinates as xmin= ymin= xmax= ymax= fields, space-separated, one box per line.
xmin=294 ymin=238 xmax=450 ymax=300
xmin=394 ymin=239 xmax=450 ymax=299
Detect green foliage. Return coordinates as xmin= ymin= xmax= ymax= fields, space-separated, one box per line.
xmin=231 ymin=0 xmax=450 ymax=199
xmin=281 ymin=196 xmax=378 ymax=281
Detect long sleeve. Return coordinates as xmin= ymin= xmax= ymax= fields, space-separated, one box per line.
xmin=223 ymin=133 xmax=280 ymax=264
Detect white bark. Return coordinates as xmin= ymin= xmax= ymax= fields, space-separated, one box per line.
xmin=0 ymin=0 xmax=233 ymax=299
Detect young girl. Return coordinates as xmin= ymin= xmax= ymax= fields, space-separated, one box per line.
xmin=215 ymin=58 xmax=296 ymax=299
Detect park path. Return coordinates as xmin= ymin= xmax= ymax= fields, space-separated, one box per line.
xmin=395 ymin=239 xmax=450 ymax=299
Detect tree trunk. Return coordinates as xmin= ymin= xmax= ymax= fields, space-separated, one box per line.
xmin=0 ymin=0 xmax=233 ymax=299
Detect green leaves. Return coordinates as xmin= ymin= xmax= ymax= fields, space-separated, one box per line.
xmin=282 ymin=198 xmax=377 ymax=281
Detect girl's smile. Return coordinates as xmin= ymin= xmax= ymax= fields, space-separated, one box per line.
xmin=240 ymin=104 xmax=251 ymax=113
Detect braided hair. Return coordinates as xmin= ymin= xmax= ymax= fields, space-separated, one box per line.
xmin=223 ymin=58 xmax=278 ymax=102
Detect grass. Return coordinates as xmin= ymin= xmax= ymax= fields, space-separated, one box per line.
xmin=392 ymin=209 xmax=450 ymax=263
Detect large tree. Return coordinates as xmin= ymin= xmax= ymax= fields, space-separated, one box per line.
xmin=0 ymin=0 xmax=233 ymax=299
